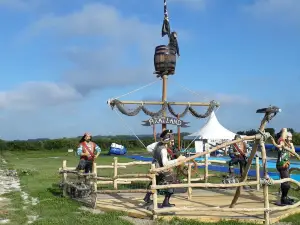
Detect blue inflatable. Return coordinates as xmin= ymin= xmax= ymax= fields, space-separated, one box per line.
xmin=108 ymin=143 xmax=127 ymax=155
xmin=264 ymin=143 xmax=300 ymax=152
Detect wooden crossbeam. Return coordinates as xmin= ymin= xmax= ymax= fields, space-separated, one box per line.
xmin=109 ymin=100 xmax=219 ymax=107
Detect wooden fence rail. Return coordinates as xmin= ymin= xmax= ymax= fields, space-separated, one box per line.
xmin=61 ymin=153 xmax=292 ymax=224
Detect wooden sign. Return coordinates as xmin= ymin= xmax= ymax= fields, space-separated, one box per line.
xmin=142 ymin=117 xmax=189 ymax=127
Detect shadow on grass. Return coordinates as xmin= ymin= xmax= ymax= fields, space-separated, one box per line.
xmin=47 ymin=183 xmax=63 ymax=197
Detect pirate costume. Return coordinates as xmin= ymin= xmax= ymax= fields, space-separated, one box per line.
xmin=168 ymin=32 xmax=180 ymax=57
xmin=228 ymin=135 xmax=247 ymax=177
xmin=76 ymin=133 xmax=101 ymax=173
xmin=143 ymin=129 xmax=179 ymax=207
xmin=276 ymin=132 xmax=294 ymax=205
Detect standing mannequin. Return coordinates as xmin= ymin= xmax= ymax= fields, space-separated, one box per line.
xmin=143 ymin=129 xmax=185 ymax=207
xmin=76 ymin=132 xmax=101 ymax=173
xmin=271 ymin=129 xmax=295 ymax=205
xmin=228 ymin=135 xmax=247 ymax=177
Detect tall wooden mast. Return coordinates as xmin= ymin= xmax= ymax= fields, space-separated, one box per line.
xmin=162 ymin=75 xmax=168 ymax=131
xmin=108 ymin=0 xmax=219 ymax=140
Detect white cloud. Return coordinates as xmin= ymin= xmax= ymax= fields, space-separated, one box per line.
xmin=0 ymin=82 xmax=82 ymax=111
xmin=25 ymin=3 xmax=159 ymax=41
xmin=168 ymin=90 xmax=252 ymax=105
xmin=0 ymin=0 xmax=27 ymax=9
xmin=1 ymin=2 xmax=166 ymax=112
xmin=20 ymin=2 xmax=162 ymax=96
xmin=0 ymin=0 xmax=41 ymax=10
xmin=243 ymin=0 xmax=300 ymax=25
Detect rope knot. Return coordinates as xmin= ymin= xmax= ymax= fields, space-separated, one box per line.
xmin=265 ymin=208 xmax=272 ymax=213
xmin=258 ymin=130 xmax=271 ymax=142
xmin=260 ymin=177 xmax=274 ymax=186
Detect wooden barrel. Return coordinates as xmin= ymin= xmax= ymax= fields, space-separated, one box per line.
xmin=154 ymin=45 xmax=176 ymax=75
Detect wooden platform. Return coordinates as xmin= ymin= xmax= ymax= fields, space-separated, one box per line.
xmin=96 ymin=188 xmax=300 ymax=224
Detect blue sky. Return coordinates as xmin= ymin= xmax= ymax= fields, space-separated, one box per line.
xmin=0 ymin=0 xmax=299 ymax=140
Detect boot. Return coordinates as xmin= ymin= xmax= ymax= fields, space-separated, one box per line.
xmin=280 ymin=185 xmax=293 ymax=205
xmin=281 ymin=197 xmax=294 ymax=205
xmin=287 ymin=196 xmax=295 ymax=203
xmin=143 ymin=193 xmax=152 ymax=203
xmin=162 ymin=194 xmax=175 ymax=207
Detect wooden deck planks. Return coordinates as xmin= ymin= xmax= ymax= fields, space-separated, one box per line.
xmin=95 ymin=189 xmax=300 ymax=224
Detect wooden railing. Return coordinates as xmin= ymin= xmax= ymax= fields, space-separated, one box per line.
xmin=60 ymin=147 xmax=295 ymax=225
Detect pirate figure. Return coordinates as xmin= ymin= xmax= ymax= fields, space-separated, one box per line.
xmin=271 ymin=129 xmax=295 ymax=205
xmin=143 ymin=129 xmax=185 ymax=207
xmin=228 ymin=135 xmax=247 ymax=177
xmin=76 ymin=132 xmax=101 ymax=173
xmin=161 ymin=0 xmax=180 ymax=58
xmin=168 ymin=31 xmax=180 ymax=57
xmin=153 ymin=0 xmax=180 ymax=77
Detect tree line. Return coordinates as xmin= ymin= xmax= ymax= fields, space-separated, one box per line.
xmin=0 ymin=136 xmax=193 ymax=152
xmin=0 ymin=129 xmax=299 ymax=152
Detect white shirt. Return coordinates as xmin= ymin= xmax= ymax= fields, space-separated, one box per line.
xmin=147 ymin=142 xmax=178 ymax=167
xmin=147 ymin=142 xmax=158 ymax=153
xmin=160 ymin=147 xmax=178 ymax=166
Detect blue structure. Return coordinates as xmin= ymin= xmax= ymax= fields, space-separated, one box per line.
xmin=265 ymin=143 xmax=300 ymax=152
xmin=108 ymin=144 xmax=127 ymax=155
xmin=126 ymin=155 xmax=300 ymax=181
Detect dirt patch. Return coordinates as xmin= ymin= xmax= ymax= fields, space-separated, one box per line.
xmin=79 ymin=206 xmax=154 ymax=225
xmin=0 ymin=197 xmax=11 ymax=224
xmin=0 ymin=157 xmax=39 ymax=224
xmin=120 ymin=216 xmax=154 ymax=225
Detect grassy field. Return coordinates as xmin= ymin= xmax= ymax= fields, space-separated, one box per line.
xmin=0 ymin=150 xmax=299 ymax=225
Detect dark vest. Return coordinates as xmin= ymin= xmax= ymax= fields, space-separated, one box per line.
xmin=152 ymin=142 xmax=166 ymax=168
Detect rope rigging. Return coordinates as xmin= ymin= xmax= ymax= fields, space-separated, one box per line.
xmin=109 ymin=99 xmax=219 ymax=119
xmin=110 ymin=80 xmax=159 ymax=100
xmin=113 ymin=108 xmax=147 ymax=149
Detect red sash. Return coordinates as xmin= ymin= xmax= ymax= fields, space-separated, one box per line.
xmin=233 ymin=143 xmax=246 ymax=157
xmin=277 ymin=138 xmax=284 ymax=145
xmin=167 ymin=148 xmax=176 ymax=160
xmin=81 ymin=142 xmax=95 ymax=161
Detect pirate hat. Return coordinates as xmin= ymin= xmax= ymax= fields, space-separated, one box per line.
xmin=79 ymin=132 xmax=92 ymax=143
xmin=160 ymin=129 xmax=174 ymax=143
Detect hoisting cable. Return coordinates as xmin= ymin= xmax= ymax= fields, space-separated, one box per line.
xmin=111 ymin=79 xmax=159 ymax=100
xmin=113 ymin=108 xmax=147 ymax=149
xmin=171 ymin=79 xmax=211 ymax=102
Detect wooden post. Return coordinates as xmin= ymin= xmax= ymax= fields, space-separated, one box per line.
xmin=260 ymin=140 xmax=270 ymax=225
xmin=93 ymin=162 xmax=97 ymax=192
xmin=230 ymin=112 xmax=270 ymax=208
xmin=177 ymin=114 xmax=181 ymax=150
xmin=204 ymin=154 xmax=209 ymax=183
xmin=153 ymin=124 xmax=157 ymax=142
xmin=256 ymin=156 xmax=260 ymax=191
xmin=113 ymin=157 xmax=118 ymax=190
xmin=188 ymin=163 xmax=192 ymax=200
xmin=162 ymin=75 xmax=167 ymax=131
xmin=62 ymin=160 xmax=67 ymax=197
xmin=151 ymin=164 xmax=158 ymax=219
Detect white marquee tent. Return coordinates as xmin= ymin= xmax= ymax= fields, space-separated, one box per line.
xmin=184 ymin=111 xmax=236 ymax=141
xmin=184 ymin=111 xmax=237 ymax=155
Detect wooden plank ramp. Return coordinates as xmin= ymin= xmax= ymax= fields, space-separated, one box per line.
xmin=96 ymin=188 xmax=300 ymax=224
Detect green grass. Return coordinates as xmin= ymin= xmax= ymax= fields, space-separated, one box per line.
xmin=1 ymin=150 xmax=299 ymax=225
xmin=1 ymin=151 xmax=135 ymax=225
